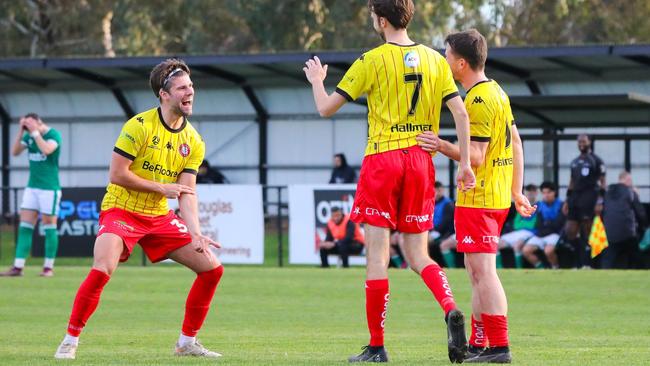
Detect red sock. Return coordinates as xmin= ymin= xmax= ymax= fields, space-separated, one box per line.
xmin=469 ymin=314 xmax=486 ymax=348
xmin=365 ymin=279 xmax=389 ymax=347
xmin=182 ymin=266 xmax=224 ymax=337
xmin=67 ymin=269 xmax=111 ymax=336
xmin=482 ymin=314 xmax=509 ymax=347
xmin=420 ymin=263 xmax=457 ymax=315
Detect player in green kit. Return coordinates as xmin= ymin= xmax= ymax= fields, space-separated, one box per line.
xmin=0 ymin=113 xmax=62 ymax=277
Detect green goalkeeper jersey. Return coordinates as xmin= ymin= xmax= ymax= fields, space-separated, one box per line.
xmin=21 ymin=128 xmax=62 ymax=190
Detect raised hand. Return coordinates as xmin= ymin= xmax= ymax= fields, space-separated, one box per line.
xmin=303 ymin=56 xmax=329 ymax=84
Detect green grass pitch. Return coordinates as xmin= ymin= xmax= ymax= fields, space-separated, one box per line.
xmin=1 ymin=265 xmax=649 ymax=365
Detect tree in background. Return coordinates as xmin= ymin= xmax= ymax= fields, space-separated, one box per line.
xmin=0 ymin=0 xmax=648 ymax=58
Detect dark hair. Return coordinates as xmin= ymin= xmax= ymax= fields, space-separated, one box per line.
xmin=577 ymin=133 xmax=592 ymax=142
xmin=24 ymin=112 xmax=40 ymax=120
xmin=150 ymin=58 xmax=191 ymax=98
xmin=539 ymin=181 xmax=557 ymax=192
xmin=524 ymin=183 xmax=538 ymax=192
xmin=434 ymin=181 xmax=443 ymax=188
xmin=334 ymin=153 xmax=349 ymax=167
xmin=367 ymin=0 xmax=415 ymax=29
xmin=331 ymin=207 xmax=342 ymax=213
xmin=444 ymin=29 xmax=488 ymax=71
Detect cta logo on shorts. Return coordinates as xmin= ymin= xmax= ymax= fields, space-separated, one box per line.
xmin=365 ymin=207 xmax=391 ymax=220
xmin=483 ymin=236 xmax=499 ymax=243
xmin=405 ymin=214 xmax=429 ymax=223
xmin=462 ymin=236 xmax=475 ymax=244
xmin=114 ymin=220 xmax=134 ymax=232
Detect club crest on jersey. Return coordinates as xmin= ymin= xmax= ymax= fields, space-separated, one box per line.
xmin=404 ymin=51 xmax=419 ymax=68
xmin=179 ymin=143 xmax=191 ymax=157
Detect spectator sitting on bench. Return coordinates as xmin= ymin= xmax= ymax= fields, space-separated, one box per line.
xmin=319 ymin=207 xmax=364 ymax=268
xmin=522 ymin=182 xmax=565 ymax=269
xmin=498 ymin=183 xmax=539 ymax=268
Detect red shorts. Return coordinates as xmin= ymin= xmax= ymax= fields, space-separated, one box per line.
xmin=350 ymin=145 xmax=435 ymax=233
xmin=455 ymin=206 xmax=509 ymax=254
xmin=98 ymin=208 xmax=192 ymax=263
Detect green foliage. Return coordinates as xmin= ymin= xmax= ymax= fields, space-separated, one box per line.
xmin=0 ymin=1 xmax=648 ymax=58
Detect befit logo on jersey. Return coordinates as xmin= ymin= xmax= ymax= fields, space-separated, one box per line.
xmin=142 ymin=160 xmax=180 ymax=178
xmin=390 ymin=123 xmax=432 ymax=133
xmin=492 ymin=157 xmax=513 ymax=167
xmin=404 ymin=51 xmax=419 ymax=68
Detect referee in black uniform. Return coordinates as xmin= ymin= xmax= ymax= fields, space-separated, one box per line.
xmin=562 ymin=134 xmax=607 ymax=268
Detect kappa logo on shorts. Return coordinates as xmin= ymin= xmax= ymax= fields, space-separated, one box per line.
xmin=483 ymin=235 xmax=499 ymax=243
xmin=462 ymin=236 xmax=475 ymax=244
xmin=353 ymin=207 xmax=361 ymax=215
xmin=366 ymin=207 xmax=391 ymax=219
xmin=405 ymin=214 xmax=430 ymax=223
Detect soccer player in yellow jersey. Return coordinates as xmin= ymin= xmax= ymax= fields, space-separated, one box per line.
xmin=418 ymin=29 xmax=536 ymax=363
xmin=55 ymin=59 xmax=224 ymax=360
xmin=304 ymin=1 xmax=475 ymax=363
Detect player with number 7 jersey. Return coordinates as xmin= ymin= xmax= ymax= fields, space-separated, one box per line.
xmin=55 ymin=58 xmax=225 ymax=360
xmin=303 ymin=1 xmax=475 ymax=362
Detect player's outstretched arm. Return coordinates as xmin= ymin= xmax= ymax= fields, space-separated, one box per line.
xmin=177 ymin=172 xmax=220 ymax=253
xmin=511 ymin=125 xmax=536 ymax=217
xmin=108 ymin=152 xmax=194 ymax=198
xmin=303 ymin=56 xmax=347 ymax=117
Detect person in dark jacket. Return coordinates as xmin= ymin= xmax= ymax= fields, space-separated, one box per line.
xmin=319 ymin=207 xmax=364 ymax=268
xmin=522 ymin=182 xmax=565 ymax=269
xmin=601 ymin=171 xmax=648 ymax=269
xmin=328 ymin=153 xmax=356 ymax=184
xmin=196 ymin=160 xmax=229 ymax=184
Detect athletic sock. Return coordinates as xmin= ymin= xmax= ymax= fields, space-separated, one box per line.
xmin=482 ymin=313 xmax=509 ymax=348
xmin=63 ymin=334 xmax=79 ymax=346
xmin=441 ymin=250 xmax=456 ymax=268
xmin=67 ymin=269 xmax=111 ymax=336
xmin=44 ymin=258 xmax=55 ymax=269
xmin=469 ymin=314 xmax=486 ymax=348
xmin=44 ymin=225 xmax=59 ymax=267
xmin=14 ymin=222 xmax=34 ymax=268
xmin=390 ymin=255 xmax=403 ymax=268
xmin=420 ymin=263 xmax=457 ymax=315
xmin=182 ymin=266 xmax=224 ymax=337
xmin=514 ymin=252 xmax=524 ymax=269
xmin=178 ymin=333 xmax=196 ymax=347
xmin=495 ymin=252 xmax=503 ymax=269
xmin=365 ymin=279 xmax=389 ymax=347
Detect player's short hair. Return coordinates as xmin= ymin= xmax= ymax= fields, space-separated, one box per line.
xmin=367 ymin=0 xmax=415 ymax=29
xmin=149 ymin=58 xmax=191 ymax=98
xmin=24 ymin=112 xmax=40 ymax=120
xmin=444 ymin=29 xmax=488 ymax=71
xmin=331 ymin=207 xmax=342 ymax=214
xmin=524 ymin=183 xmax=538 ymax=192
xmin=434 ymin=181 xmax=443 ymax=188
xmin=539 ymin=181 xmax=557 ymax=192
